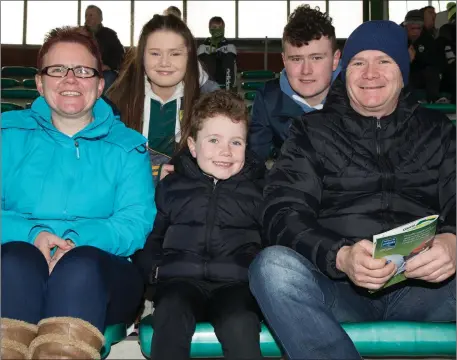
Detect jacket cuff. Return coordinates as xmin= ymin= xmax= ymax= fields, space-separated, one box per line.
xmin=61 ymin=229 xmax=80 ymax=245
xmin=316 ymin=238 xmax=355 ymax=280
xmin=437 ymin=225 xmax=456 ymax=235
xmin=28 ymin=225 xmax=55 ymax=244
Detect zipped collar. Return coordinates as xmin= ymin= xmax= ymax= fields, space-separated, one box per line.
xmin=30 ymin=96 xmax=115 ymax=141
xmin=2 ymin=96 xmax=147 ymax=152
xmin=173 ymin=148 xmax=266 ymax=183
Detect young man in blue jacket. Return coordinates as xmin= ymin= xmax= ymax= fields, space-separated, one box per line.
xmin=248 ymin=5 xmax=341 ymax=162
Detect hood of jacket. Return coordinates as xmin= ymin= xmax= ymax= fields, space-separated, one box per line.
xmin=2 ymin=96 xmax=146 ymax=151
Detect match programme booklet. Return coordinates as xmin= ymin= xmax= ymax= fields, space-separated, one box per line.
xmin=371 ymin=215 xmax=438 ymax=291
xmin=148 ymin=148 xmax=171 ymax=185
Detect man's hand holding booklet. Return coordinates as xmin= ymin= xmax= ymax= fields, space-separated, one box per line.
xmin=371 ymin=215 xmax=438 ymax=291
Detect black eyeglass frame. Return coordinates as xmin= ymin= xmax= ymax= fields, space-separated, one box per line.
xmin=40 ymin=65 xmax=100 ymax=78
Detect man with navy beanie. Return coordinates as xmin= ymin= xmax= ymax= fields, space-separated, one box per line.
xmin=249 ymin=20 xmax=456 ymax=359
xmin=340 ymin=20 xmax=410 ymax=85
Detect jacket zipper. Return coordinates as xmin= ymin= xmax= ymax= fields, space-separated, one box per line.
xmin=376 ymin=118 xmax=381 ymax=156
xmin=375 ymin=118 xmax=389 ymax=230
xmin=74 ymin=140 xmax=80 ymax=160
xmin=203 ymin=182 xmax=218 ymax=269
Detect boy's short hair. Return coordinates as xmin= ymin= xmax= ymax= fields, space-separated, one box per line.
xmin=209 ymin=16 xmax=225 ymax=27
xmin=283 ymin=4 xmax=337 ymax=52
xmin=188 ymin=90 xmax=249 ymax=141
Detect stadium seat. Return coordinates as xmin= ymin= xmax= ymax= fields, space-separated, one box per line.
xmin=1 ymin=78 xmax=21 ymax=89
xmin=240 ymin=70 xmax=276 ymax=80
xmin=1 ymin=102 xmax=24 ymax=113
xmin=1 ymin=66 xmax=38 ymax=78
xmin=244 ymin=91 xmax=256 ymax=101
xmin=241 ymin=81 xmax=265 ymax=90
xmin=101 ymin=323 xmax=127 ymax=359
xmin=1 ymin=89 xmax=40 ymax=100
xmin=139 ymin=316 xmax=456 ymax=358
xmin=421 ymin=103 xmax=456 ymax=114
xmin=22 ymin=79 xmax=37 ymax=89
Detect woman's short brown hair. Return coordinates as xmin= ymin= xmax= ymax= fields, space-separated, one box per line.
xmin=37 ymin=26 xmax=103 ymax=77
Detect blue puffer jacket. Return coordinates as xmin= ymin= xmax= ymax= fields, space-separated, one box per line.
xmin=1 ymin=97 xmax=156 ymax=257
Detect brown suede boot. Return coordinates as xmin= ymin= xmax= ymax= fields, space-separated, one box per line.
xmin=27 ymin=317 xmax=104 ymax=360
xmin=1 ymin=318 xmax=38 ymax=360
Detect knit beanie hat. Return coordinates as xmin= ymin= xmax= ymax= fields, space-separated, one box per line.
xmin=404 ymin=9 xmax=424 ymax=25
xmin=341 ymin=20 xmax=410 ymax=85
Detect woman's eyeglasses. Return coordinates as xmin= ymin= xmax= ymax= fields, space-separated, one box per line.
xmin=40 ymin=65 xmax=100 ymax=78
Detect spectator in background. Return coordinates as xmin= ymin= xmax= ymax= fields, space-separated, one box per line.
xmin=448 ymin=1 xmax=456 ymax=23
xmin=436 ymin=2 xmax=456 ymax=103
xmin=163 ymin=6 xmax=182 ymax=19
xmin=247 ymin=5 xmax=341 ymax=163
xmin=421 ymin=5 xmax=437 ymax=37
xmin=197 ymin=17 xmax=237 ymax=88
xmin=404 ymin=9 xmax=443 ymax=103
xmin=84 ymin=4 xmax=125 ymax=93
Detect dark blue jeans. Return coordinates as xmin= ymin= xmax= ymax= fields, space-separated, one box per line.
xmin=1 ymin=242 xmax=144 ymax=332
xmin=249 ymin=245 xmax=456 ymax=360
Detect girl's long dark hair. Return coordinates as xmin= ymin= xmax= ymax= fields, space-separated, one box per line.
xmin=107 ymin=15 xmax=200 ymax=148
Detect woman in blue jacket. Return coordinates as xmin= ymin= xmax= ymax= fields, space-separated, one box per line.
xmin=1 ymin=27 xmax=156 ymax=360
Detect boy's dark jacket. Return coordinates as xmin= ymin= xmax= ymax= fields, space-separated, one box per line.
xmin=132 ymin=148 xmax=265 ymax=285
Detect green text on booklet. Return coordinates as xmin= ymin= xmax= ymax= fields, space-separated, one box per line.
xmin=372 ymin=215 xmax=438 ymax=290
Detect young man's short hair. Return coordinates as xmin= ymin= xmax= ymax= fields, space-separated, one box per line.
xmin=283 ymin=5 xmax=337 ymax=52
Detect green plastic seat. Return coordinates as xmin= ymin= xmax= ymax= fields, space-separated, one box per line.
xmin=22 ymin=79 xmax=37 ymax=89
xmin=240 ymin=70 xmax=276 ymax=80
xmin=139 ymin=315 xmax=456 ymax=358
xmin=1 ymin=78 xmax=21 ymax=89
xmin=1 ymin=102 xmax=24 ymax=113
xmin=244 ymin=92 xmax=256 ymax=101
xmin=1 ymin=89 xmax=40 ymax=100
xmin=421 ymin=103 xmax=456 ymax=114
xmin=1 ymin=66 xmax=38 ymax=77
xmin=241 ymin=81 xmax=265 ymax=90
xmin=101 ymin=323 xmax=127 ymax=359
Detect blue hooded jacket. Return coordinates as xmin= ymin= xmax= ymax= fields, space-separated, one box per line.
xmin=248 ymin=64 xmax=341 ymax=162
xmin=2 ymin=97 xmax=156 ymax=257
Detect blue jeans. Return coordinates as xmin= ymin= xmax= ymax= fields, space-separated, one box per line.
xmin=249 ymin=245 xmax=456 ymax=360
xmin=1 ymin=242 xmax=144 ymax=332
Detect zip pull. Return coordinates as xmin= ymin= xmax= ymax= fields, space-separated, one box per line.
xmin=376 ymin=118 xmax=381 ymax=129
xmin=74 ymin=140 xmax=80 ymax=159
